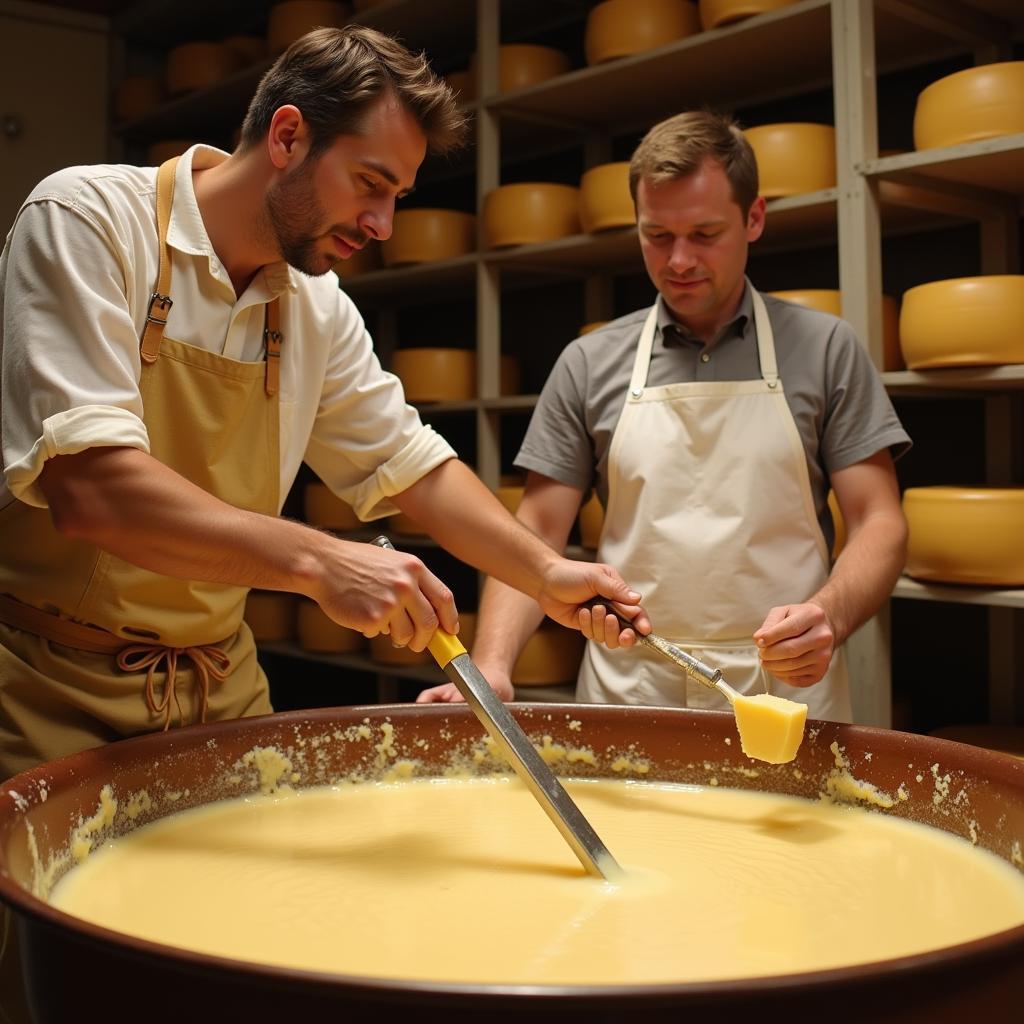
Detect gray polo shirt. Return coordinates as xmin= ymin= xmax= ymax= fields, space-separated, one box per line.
xmin=515 ymin=280 xmax=911 ymax=552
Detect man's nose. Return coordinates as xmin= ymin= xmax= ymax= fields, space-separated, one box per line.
xmin=359 ymin=200 xmax=395 ymax=242
xmin=667 ymin=238 xmax=697 ymax=272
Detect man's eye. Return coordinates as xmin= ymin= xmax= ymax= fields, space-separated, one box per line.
xmin=361 ymin=176 xmax=378 ymax=192
xmin=695 ymin=232 xmax=719 ymax=242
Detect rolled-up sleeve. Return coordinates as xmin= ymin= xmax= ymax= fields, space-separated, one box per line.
xmin=300 ymin=293 xmax=456 ymax=521
xmin=1 ymin=197 xmax=150 ymax=507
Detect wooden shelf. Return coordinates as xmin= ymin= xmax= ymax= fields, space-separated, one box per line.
xmin=861 ymin=135 xmax=1024 ymax=203
xmin=259 ymin=642 xmax=445 ymax=683
xmin=258 ymin=642 xmax=578 ymax=703
xmin=115 ymin=60 xmax=272 ymax=141
xmin=484 ymin=0 xmax=834 ymax=133
xmin=339 ymin=253 xmax=477 ymax=303
xmin=894 ymin=576 xmax=1024 ymax=609
xmin=883 ymin=365 xmax=1024 ymax=395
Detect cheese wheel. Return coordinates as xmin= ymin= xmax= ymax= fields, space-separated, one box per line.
xmin=113 ymin=76 xmax=163 ymax=123
xmin=392 ymin=348 xmax=475 ymax=403
xmin=699 ymin=0 xmax=796 ymax=28
xmin=223 ymin=35 xmax=267 ymax=65
xmin=469 ymin=45 xmax=571 ymax=95
xmin=304 ymin=482 xmax=361 ymax=531
xmin=899 ymin=276 xmax=1024 ymax=369
xmin=914 ymin=61 xmax=1024 ymax=151
xmin=903 ymin=487 xmax=1024 ymax=586
xmin=578 ymin=493 xmax=604 ymax=549
xmin=585 ymin=0 xmax=701 ymax=66
xmin=165 ymin=42 xmax=241 ymax=95
xmin=244 ymin=592 xmax=296 ymax=642
xmin=483 ymin=183 xmax=581 ymax=248
xmin=768 ymin=290 xmax=903 ymax=371
xmin=512 ymin=627 xmax=586 ymax=685
xmin=296 ymin=601 xmax=365 ymax=653
xmin=579 ymin=162 xmax=635 ymax=233
xmin=267 ymin=1 xmax=350 ymax=54
xmin=381 ymin=209 xmax=476 ymax=266
xmin=745 ymin=123 xmax=836 ymax=197
xmin=495 ymin=485 xmax=523 ymax=514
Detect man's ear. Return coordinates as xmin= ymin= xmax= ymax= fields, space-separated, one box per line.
xmin=267 ymin=105 xmax=310 ymax=170
xmin=745 ymin=194 xmax=766 ymax=244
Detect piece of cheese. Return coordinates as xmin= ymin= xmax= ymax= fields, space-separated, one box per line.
xmin=732 ymin=692 xmax=807 ymax=764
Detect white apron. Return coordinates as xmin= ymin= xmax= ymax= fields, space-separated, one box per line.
xmin=577 ymin=290 xmax=852 ymax=722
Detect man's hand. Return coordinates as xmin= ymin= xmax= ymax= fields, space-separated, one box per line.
xmin=753 ymin=601 xmax=836 ymax=687
xmin=536 ymin=560 xmax=650 ymax=648
xmin=416 ymin=665 xmax=514 ymax=704
xmin=310 ymin=542 xmax=460 ymax=652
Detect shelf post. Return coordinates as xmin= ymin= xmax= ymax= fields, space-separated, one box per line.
xmin=475 ymin=0 xmax=502 ymax=485
xmin=832 ymin=0 xmax=891 ymax=727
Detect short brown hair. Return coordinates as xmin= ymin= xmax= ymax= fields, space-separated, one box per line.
xmin=240 ymin=25 xmax=467 ymax=157
xmin=629 ymin=111 xmax=759 ymax=214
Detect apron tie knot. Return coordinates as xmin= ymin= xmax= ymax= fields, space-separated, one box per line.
xmin=116 ymin=644 xmax=232 ymax=731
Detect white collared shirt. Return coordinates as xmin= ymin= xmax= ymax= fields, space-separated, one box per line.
xmin=0 ymin=145 xmax=455 ymax=518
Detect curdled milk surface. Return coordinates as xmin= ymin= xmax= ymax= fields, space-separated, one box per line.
xmin=50 ymin=778 xmax=1024 ymax=985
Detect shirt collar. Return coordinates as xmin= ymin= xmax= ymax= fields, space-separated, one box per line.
xmin=166 ymin=144 xmax=298 ymax=298
xmin=657 ymin=279 xmax=754 ymax=350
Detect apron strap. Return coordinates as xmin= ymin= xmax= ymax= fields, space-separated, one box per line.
xmin=116 ymin=644 xmax=231 ymax=730
xmin=264 ymin=298 xmax=283 ymax=396
xmin=750 ymin=289 xmax=780 ymax=388
xmin=141 ymin=156 xmax=283 ymax=392
xmin=0 ymin=592 xmax=125 ymax=654
xmin=140 ymin=157 xmax=178 ymax=365
xmin=0 ymin=593 xmax=231 ymax=728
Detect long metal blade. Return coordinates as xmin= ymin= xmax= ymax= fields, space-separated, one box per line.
xmin=443 ymin=652 xmax=621 ymax=880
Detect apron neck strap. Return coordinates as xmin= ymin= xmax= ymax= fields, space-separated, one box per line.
xmin=264 ymin=298 xmax=282 ymax=396
xmin=750 ymin=289 xmax=779 ymax=386
xmin=140 ymin=157 xmax=178 ymax=365
xmin=629 ymin=289 xmax=780 ymax=393
xmin=140 ymin=156 xmax=284 ymax=395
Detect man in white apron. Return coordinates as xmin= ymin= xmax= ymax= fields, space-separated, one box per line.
xmin=420 ymin=111 xmax=909 ymax=721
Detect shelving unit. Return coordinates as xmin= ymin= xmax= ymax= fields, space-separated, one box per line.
xmin=108 ymin=0 xmax=1023 ymax=726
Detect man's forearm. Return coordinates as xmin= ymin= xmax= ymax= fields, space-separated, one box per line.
xmin=809 ymin=512 xmax=908 ymax=645
xmin=471 ymin=575 xmax=547 ymax=670
xmin=41 ymin=446 xmax=332 ymax=597
xmin=392 ymin=459 xmax=560 ymax=598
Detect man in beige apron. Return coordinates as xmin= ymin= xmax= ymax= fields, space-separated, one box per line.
xmin=420 ymin=110 xmax=909 ymax=718
xmin=0 ymin=29 xmax=649 ymax=1021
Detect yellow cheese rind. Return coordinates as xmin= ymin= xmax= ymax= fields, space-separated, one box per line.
xmin=732 ymin=693 xmax=807 ymax=764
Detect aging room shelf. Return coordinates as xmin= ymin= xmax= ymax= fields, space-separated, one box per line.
xmin=257 ymin=641 xmax=576 ymax=703
xmin=894 ymin=577 xmax=1024 ymax=610
xmin=861 ymin=134 xmax=1024 ymax=204
xmin=882 ymin=365 xmax=1024 ymax=395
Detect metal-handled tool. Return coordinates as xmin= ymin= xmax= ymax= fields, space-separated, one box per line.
xmin=370 ymin=535 xmax=621 ymax=880
xmin=584 ymin=599 xmax=740 ymax=704
xmin=638 ymin=632 xmax=740 ymax=704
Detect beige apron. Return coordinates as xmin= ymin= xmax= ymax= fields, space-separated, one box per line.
xmin=0 ymin=157 xmax=280 ymax=782
xmin=578 ymin=290 xmax=852 ymax=723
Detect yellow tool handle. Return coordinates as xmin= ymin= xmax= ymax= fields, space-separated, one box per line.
xmin=427 ymin=629 xmax=467 ymax=668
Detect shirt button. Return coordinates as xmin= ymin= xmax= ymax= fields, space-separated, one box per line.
xmin=700 ymin=352 xmax=710 ymax=363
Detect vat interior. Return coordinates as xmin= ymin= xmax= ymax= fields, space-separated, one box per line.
xmin=2 ymin=702 xmax=1023 ymax=974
